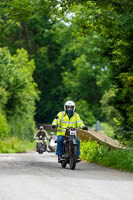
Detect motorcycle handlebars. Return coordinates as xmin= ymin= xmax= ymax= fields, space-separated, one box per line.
xmin=52 ymin=124 xmax=88 ymax=131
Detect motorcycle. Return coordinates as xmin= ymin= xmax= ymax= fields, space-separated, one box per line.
xmin=35 ymin=135 xmax=47 ymax=154
xmin=60 ymin=127 xmax=80 ymax=170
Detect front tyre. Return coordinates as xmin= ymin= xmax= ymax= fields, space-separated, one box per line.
xmin=61 ymin=161 xmax=67 ymax=168
xmin=36 ymin=142 xmax=41 ymax=152
xmin=69 ymin=145 xmax=77 ymax=170
xmin=43 ymin=142 xmax=47 ymax=152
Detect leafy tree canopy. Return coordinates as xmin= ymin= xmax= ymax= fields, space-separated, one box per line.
xmin=0 ymin=47 xmax=39 ymax=139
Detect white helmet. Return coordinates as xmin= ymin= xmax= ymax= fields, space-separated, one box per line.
xmin=64 ymin=100 xmax=75 ymax=111
xmin=39 ymin=125 xmax=44 ymax=130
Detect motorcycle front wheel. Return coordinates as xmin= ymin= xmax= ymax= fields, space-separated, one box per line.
xmin=43 ymin=142 xmax=47 ymax=152
xmin=61 ymin=161 xmax=67 ymax=168
xmin=69 ymin=145 xmax=77 ymax=170
xmin=36 ymin=142 xmax=41 ymax=152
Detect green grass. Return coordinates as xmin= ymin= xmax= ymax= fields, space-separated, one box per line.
xmin=96 ymin=149 xmax=133 ymax=171
xmin=0 ymin=137 xmax=35 ymax=153
xmin=80 ymin=139 xmax=133 ymax=172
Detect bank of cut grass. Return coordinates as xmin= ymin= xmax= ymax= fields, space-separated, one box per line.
xmin=80 ymin=140 xmax=133 ymax=172
xmin=0 ymin=137 xmax=35 ymax=153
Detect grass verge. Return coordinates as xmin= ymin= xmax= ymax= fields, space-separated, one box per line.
xmin=0 ymin=137 xmax=35 ymax=153
xmin=80 ymin=139 xmax=133 ymax=172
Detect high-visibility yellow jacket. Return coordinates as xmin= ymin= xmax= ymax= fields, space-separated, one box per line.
xmin=52 ymin=111 xmax=85 ymax=136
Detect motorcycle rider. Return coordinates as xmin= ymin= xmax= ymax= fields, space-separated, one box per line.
xmin=52 ymin=100 xmax=88 ymax=162
xmin=49 ymin=132 xmax=57 ymax=140
xmin=34 ymin=125 xmax=49 ymax=139
xmin=34 ymin=125 xmax=49 ymax=153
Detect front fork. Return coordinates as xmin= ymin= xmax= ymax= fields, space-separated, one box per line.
xmin=63 ymin=136 xmax=78 ymax=157
xmin=69 ymin=136 xmax=78 ymax=156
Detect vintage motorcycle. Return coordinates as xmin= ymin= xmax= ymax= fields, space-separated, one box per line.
xmin=35 ymin=135 xmax=47 ymax=154
xmin=60 ymin=127 xmax=80 ymax=170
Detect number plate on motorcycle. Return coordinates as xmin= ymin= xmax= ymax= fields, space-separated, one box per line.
xmin=70 ymin=131 xmax=76 ymax=135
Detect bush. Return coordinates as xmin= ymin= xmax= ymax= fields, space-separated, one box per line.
xmin=101 ymin=123 xmax=115 ymax=139
xmin=0 ymin=137 xmax=35 ymax=153
xmin=96 ymin=149 xmax=133 ymax=172
xmin=0 ymin=111 xmax=10 ymax=139
xmin=0 ymin=47 xmax=39 ymax=140
xmin=80 ymin=139 xmax=133 ymax=172
xmin=80 ymin=139 xmax=103 ymax=162
xmin=75 ymin=100 xmax=96 ymax=126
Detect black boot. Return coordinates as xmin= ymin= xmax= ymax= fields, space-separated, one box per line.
xmin=58 ymin=155 xmax=64 ymax=163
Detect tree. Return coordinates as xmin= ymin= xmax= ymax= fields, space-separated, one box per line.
xmin=61 ymin=0 xmax=133 ymax=139
xmin=0 ymin=0 xmax=112 ymax=128
xmin=0 ymin=47 xmax=39 ymax=139
xmin=0 ymin=0 xmax=66 ymax=123
xmin=61 ymin=29 xmax=110 ymax=122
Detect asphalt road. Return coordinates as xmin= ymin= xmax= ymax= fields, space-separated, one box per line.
xmin=0 ymin=152 xmax=133 ymax=200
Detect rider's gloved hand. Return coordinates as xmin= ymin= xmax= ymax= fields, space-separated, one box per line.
xmin=82 ymin=126 xmax=88 ymax=130
xmin=52 ymin=125 xmax=57 ymax=129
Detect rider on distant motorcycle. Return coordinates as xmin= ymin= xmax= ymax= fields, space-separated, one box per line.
xmin=34 ymin=125 xmax=49 ymax=139
xmin=34 ymin=125 xmax=49 ymax=153
xmin=52 ymin=100 xmax=88 ymax=162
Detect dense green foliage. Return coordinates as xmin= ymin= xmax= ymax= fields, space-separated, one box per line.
xmin=0 ymin=47 xmax=39 ymax=140
xmin=0 ymin=0 xmax=133 ymax=142
xmin=0 ymin=0 xmax=64 ymax=123
xmin=81 ymin=140 xmax=133 ymax=172
xmin=0 ymin=0 xmax=111 ymax=127
xmin=101 ymin=123 xmax=115 ymax=139
xmin=61 ymin=1 xmax=133 ymax=140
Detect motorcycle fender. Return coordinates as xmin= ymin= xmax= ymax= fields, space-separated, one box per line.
xmin=72 ymin=139 xmax=77 ymax=145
